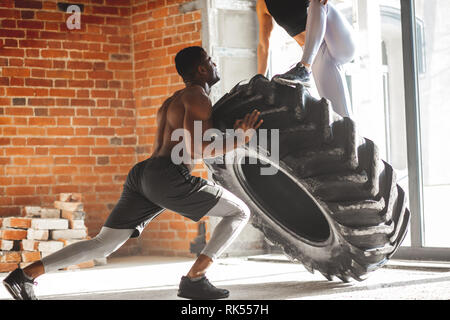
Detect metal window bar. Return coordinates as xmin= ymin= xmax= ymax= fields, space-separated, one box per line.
xmin=398 ymin=0 xmax=425 ymax=249
xmin=382 ymin=68 xmax=391 ymax=164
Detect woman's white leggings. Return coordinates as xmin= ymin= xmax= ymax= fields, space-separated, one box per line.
xmin=302 ymin=0 xmax=356 ymax=118
xmin=41 ymin=186 xmax=250 ymax=273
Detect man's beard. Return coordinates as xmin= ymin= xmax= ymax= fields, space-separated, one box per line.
xmin=210 ymin=71 xmax=220 ymax=86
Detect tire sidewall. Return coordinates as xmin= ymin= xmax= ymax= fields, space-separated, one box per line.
xmin=205 ymin=146 xmax=347 ymax=271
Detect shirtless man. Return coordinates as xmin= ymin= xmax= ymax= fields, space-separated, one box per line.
xmin=3 ymin=46 xmax=263 ymax=300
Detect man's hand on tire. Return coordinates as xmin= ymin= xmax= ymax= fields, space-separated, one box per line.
xmin=233 ymin=109 xmax=264 ymax=144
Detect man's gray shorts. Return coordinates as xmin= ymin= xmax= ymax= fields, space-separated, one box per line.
xmin=104 ymin=156 xmax=224 ymax=238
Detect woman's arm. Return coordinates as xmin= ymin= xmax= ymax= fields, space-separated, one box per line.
xmin=256 ymin=0 xmax=274 ymax=76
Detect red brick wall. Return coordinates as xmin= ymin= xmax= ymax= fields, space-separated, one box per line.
xmin=130 ymin=0 xmax=209 ymax=257
xmin=0 ymin=0 xmax=209 ymax=258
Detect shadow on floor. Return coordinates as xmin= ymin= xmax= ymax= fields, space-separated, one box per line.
xmin=37 ymin=280 xmax=360 ymax=300
xmin=38 ymin=272 xmax=450 ymax=300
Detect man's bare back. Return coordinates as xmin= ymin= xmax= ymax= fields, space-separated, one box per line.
xmin=150 ymin=91 xmax=184 ymax=156
xmin=150 ymin=86 xmax=204 ymax=172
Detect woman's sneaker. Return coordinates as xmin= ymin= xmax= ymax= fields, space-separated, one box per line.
xmin=3 ymin=268 xmax=38 ymax=300
xmin=273 ymin=62 xmax=312 ymax=87
xmin=177 ymin=275 xmax=229 ymax=300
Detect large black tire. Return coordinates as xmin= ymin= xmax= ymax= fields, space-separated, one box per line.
xmin=204 ymin=75 xmax=410 ymax=282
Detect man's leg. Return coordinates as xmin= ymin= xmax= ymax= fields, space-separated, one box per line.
xmin=187 ymin=186 xmax=250 ymax=278
xmin=38 ymin=227 xmax=134 ymax=274
xmin=3 ymin=227 xmax=133 ymax=300
xmin=178 ymin=186 xmax=250 ymax=299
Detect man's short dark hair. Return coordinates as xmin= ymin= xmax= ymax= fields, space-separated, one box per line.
xmin=175 ymin=46 xmax=206 ymax=82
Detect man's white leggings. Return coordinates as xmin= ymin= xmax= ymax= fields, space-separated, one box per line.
xmin=41 ymin=186 xmax=250 ymax=273
xmin=302 ymin=0 xmax=356 ymax=118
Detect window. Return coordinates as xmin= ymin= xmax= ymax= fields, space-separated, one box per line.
xmin=415 ymin=0 xmax=450 ymax=248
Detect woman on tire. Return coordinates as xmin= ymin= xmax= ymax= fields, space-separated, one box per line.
xmin=257 ymin=0 xmax=356 ymax=118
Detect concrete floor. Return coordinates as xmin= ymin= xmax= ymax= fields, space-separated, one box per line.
xmin=1 ymin=254 xmax=449 ymax=300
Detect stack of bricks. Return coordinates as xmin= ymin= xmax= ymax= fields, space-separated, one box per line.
xmin=0 ymin=193 xmax=106 ymax=273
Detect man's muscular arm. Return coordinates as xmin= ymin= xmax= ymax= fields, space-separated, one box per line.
xmin=183 ymin=86 xmax=263 ymax=160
